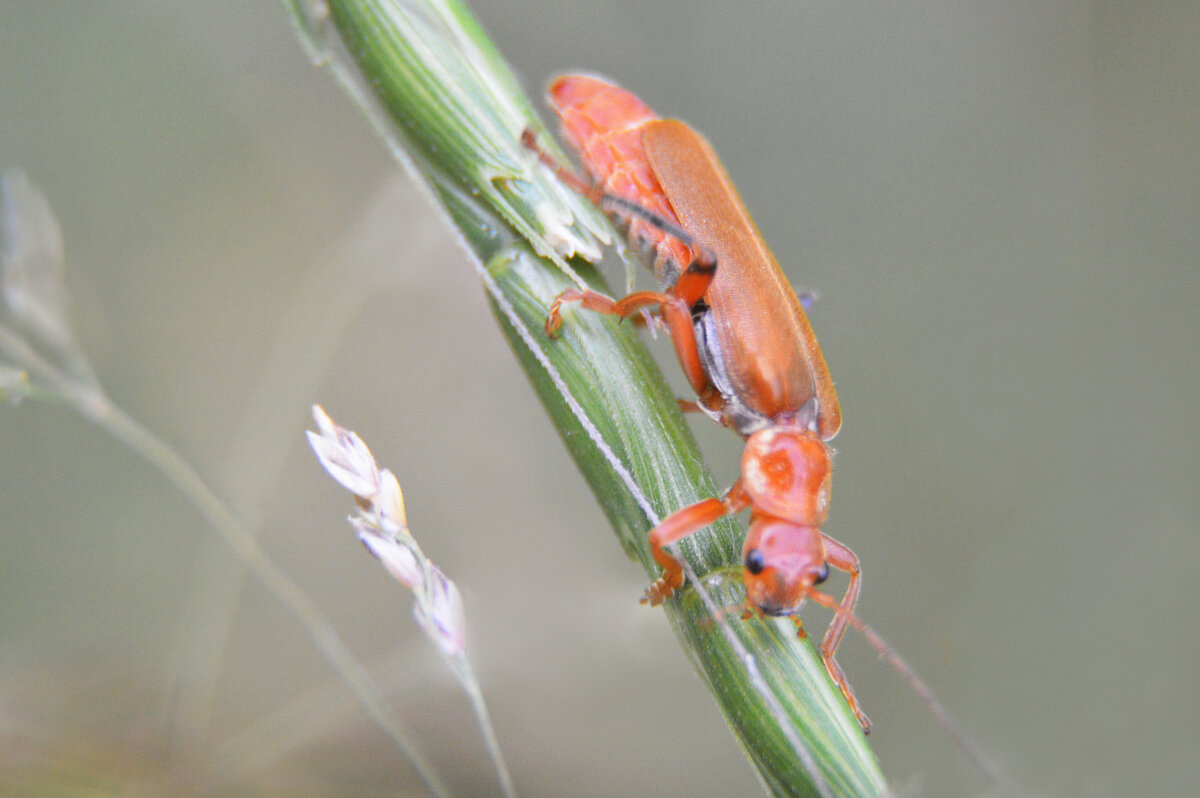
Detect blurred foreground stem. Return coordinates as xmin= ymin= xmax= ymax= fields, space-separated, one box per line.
xmin=282 ymin=0 xmax=888 ymax=795
xmin=0 ymin=319 xmax=449 ymax=797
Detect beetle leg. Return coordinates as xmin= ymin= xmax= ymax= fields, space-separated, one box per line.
xmin=817 ymin=533 xmax=871 ymax=733
xmin=790 ymin=615 xmax=810 ymax=640
xmin=666 ymin=250 xmax=716 ymax=310
xmin=641 ymin=483 xmax=750 ymax=606
xmin=521 ymin=128 xmax=604 ymax=202
xmin=545 ymin=288 xmax=606 ymax=336
xmin=545 ymin=288 xmax=720 ymax=411
xmin=545 ymin=289 xmax=681 ymax=336
xmin=522 ymin=131 xmax=717 ymax=290
xmin=522 ymin=128 xmax=718 ymax=285
xmin=640 ymin=497 xmax=728 ymax=606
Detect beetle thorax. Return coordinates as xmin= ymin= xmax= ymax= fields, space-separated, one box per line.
xmin=741 ymin=426 xmax=832 ymax=526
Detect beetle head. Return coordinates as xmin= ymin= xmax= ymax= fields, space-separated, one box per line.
xmin=742 ymin=518 xmax=828 ymax=614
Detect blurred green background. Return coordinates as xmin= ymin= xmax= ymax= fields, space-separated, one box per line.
xmin=2 ymin=2 xmax=1197 ymax=796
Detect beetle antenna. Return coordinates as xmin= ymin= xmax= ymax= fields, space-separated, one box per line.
xmin=806 ymin=590 xmax=1002 ymax=784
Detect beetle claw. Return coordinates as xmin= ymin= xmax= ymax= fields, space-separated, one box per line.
xmin=544 ymin=304 xmax=564 ymax=337
xmin=640 ymin=578 xmax=676 ymax=606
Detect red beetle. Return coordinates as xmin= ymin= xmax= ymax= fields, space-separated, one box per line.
xmin=536 ymin=74 xmax=868 ymax=731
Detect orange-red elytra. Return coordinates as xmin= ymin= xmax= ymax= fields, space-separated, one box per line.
xmin=533 ymin=74 xmax=871 ymax=732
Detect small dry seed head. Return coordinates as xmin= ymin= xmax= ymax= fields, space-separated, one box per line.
xmin=307 ymin=405 xmax=468 ymax=660
xmin=307 ymin=405 xmax=381 ymax=500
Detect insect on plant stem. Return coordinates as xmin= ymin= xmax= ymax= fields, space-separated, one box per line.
xmin=531 ymin=76 xmax=1001 ymax=783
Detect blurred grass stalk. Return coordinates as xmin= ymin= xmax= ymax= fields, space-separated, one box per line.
xmin=281 ymin=0 xmax=887 ymax=795
xmin=0 ymin=168 xmax=446 ymax=794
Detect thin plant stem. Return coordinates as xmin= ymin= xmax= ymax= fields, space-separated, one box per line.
xmin=165 ymin=184 xmax=439 ymax=747
xmin=277 ymin=0 xmax=891 ymax=794
xmin=0 ymin=321 xmax=452 ymax=798
xmin=308 ymin=404 xmax=516 ymax=797
xmin=463 ymin=679 xmax=514 ymax=798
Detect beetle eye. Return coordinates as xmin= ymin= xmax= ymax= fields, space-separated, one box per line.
xmin=745 ymin=549 xmax=765 ymax=575
xmin=813 ymin=562 xmax=829 ymax=585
